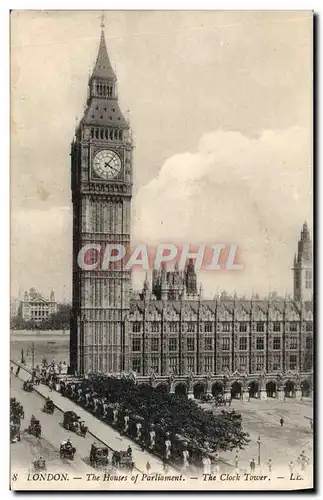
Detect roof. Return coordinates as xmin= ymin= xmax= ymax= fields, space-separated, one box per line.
xmin=82 ymin=98 xmax=128 ymax=127
xmin=91 ymin=30 xmax=116 ymax=80
xmin=129 ymin=298 xmax=313 ymax=316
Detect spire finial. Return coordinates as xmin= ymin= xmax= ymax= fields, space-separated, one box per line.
xmin=100 ymin=12 xmax=105 ymax=31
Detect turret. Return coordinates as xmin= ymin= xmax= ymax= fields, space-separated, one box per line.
xmin=293 ymin=222 xmax=313 ymax=302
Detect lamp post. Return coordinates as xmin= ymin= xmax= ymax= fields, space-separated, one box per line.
xmin=257 ymin=436 xmax=261 ymax=467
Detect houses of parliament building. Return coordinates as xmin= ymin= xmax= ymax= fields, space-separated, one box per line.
xmin=70 ymin=26 xmax=313 ymax=400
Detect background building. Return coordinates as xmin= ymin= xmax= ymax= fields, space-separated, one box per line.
xmin=21 ymin=288 xmax=57 ymax=322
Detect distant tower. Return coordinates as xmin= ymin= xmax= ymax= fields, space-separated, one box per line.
xmin=293 ymin=222 xmax=313 ymax=302
xmin=50 ymin=290 xmax=55 ymax=302
xmin=185 ymin=259 xmax=198 ymax=298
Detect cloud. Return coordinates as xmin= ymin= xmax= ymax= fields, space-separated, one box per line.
xmin=133 ymin=126 xmax=312 ymax=297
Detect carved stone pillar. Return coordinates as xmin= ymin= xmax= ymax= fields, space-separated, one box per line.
xmin=242 ymin=390 xmax=249 ymax=402
xmin=259 ymin=389 xmax=267 ymax=401
xmin=277 ymin=386 xmax=285 ymax=401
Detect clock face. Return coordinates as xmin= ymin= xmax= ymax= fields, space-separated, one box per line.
xmin=93 ymin=150 xmax=122 ymax=180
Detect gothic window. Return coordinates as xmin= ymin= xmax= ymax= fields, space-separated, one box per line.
xmin=204 ymin=356 xmax=213 ymax=372
xmin=256 ymin=337 xmax=264 ymax=350
xmin=132 ymin=338 xmax=141 ymax=352
xmin=151 ymin=322 xmax=160 ymax=333
xmin=132 ymin=322 xmax=141 ymax=333
xmin=272 ymin=355 xmax=281 ymax=371
xmin=239 ymin=322 xmax=247 ymax=332
xmin=306 ymin=322 xmax=313 ymax=332
xmin=170 ymin=322 xmax=178 ymax=333
xmin=204 ymin=322 xmax=212 ymax=333
xmin=187 ymin=356 xmax=195 ymax=372
xmin=306 ymin=337 xmax=313 ymax=349
xmin=256 ymin=355 xmax=264 ymax=371
xmin=100 ymin=129 xmax=104 ymax=139
xmin=109 ymin=129 xmax=113 ymax=140
xmin=222 ymin=337 xmax=230 ymax=351
xmin=222 ymin=356 xmax=230 ymax=370
xmin=105 ymin=129 xmax=109 ymax=139
xmin=205 ymin=337 xmax=212 ymax=351
xmin=273 ymin=321 xmax=281 ymax=332
xmin=239 ymin=355 xmax=248 ymax=370
xmin=289 ymin=355 xmax=297 ymax=370
xmin=187 ymin=337 xmax=195 ymax=351
xmin=273 ymin=337 xmax=281 ymax=350
xmin=151 ymin=357 xmax=159 ymax=373
xmin=169 ymin=338 xmax=177 ymax=351
xmin=96 ymin=84 xmax=99 ymax=95
xmin=91 ymin=128 xmax=94 ymax=138
xmin=95 ymin=129 xmax=99 ymax=139
xmin=290 ymin=337 xmax=297 ymax=349
xmin=132 ymin=358 xmax=141 ymax=374
xmin=169 ymin=357 xmax=178 ymax=374
xmin=305 ymin=270 xmax=312 ymax=289
xmin=290 ymin=322 xmax=297 ymax=332
xmin=114 ymin=129 xmax=118 ymax=140
xmin=187 ymin=322 xmax=196 ymax=333
xmin=256 ymin=322 xmax=265 ymax=332
xmin=239 ymin=337 xmax=247 ymax=351
xmin=119 ymin=130 xmax=123 ymax=141
xmin=222 ymin=322 xmax=231 ymax=332
xmin=151 ymin=338 xmax=159 ymax=352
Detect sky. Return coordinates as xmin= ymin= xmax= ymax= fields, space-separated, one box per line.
xmin=10 ymin=10 xmax=313 ymax=301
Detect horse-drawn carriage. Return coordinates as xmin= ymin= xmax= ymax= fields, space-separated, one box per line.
xmin=60 ymin=442 xmax=76 ymax=460
xmin=33 ymin=458 xmax=46 ymax=471
xmin=10 ymin=422 xmax=21 ymax=443
xmin=23 ymin=380 xmax=33 ymax=392
xmin=111 ymin=450 xmax=134 ymax=470
xmin=90 ymin=445 xmax=109 ymax=469
xmin=28 ymin=418 xmax=42 ymax=438
xmin=43 ymin=398 xmax=55 ymax=414
xmin=62 ymin=411 xmax=87 ymax=437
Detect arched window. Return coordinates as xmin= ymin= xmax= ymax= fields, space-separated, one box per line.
xmin=96 ymin=85 xmax=99 ymax=95
xmin=114 ymin=129 xmax=118 ymax=140
xmin=109 ymin=129 xmax=113 ymax=140
xmin=100 ymin=129 xmax=104 ymax=139
xmin=91 ymin=128 xmax=94 ymax=138
xmin=95 ymin=129 xmax=99 ymax=139
xmin=105 ymin=129 xmax=109 ymax=139
xmin=119 ymin=130 xmax=123 ymax=141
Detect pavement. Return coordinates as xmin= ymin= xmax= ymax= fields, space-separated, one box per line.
xmin=11 ymin=362 xmax=177 ymax=476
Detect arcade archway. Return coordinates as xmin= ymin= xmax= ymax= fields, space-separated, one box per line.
xmin=284 ymin=380 xmax=295 ymax=398
xmin=266 ymin=381 xmax=276 ymax=398
xmin=301 ymin=380 xmax=311 ymax=397
xmin=212 ymin=382 xmax=224 ymax=397
xmin=193 ymin=383 xmax=206 ymax=400
xmin=248 ymin=381 xmax=259 ymax=398
xmin=175 ymin=383 xmax=187 ymax=397
xmin=231 ymin=381 xmax=242 ymax=399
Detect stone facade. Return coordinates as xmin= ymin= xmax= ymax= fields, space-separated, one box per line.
xmin=21 ymin=289 xmax=57 ymax=322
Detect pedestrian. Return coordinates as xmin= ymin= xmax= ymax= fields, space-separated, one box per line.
xmin=280 ymin=417 xmax=284 ymax=427
xmin=234 ymin=454 xmax=239 ymax=474
xmin=146 ymin=461 xmax=151 ymax=475
xmin=250 ymin=458 xmax=256 ymax=473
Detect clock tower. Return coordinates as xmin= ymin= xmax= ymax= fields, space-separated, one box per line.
xmin=70 ymin=27 xmax=133 ymax=375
